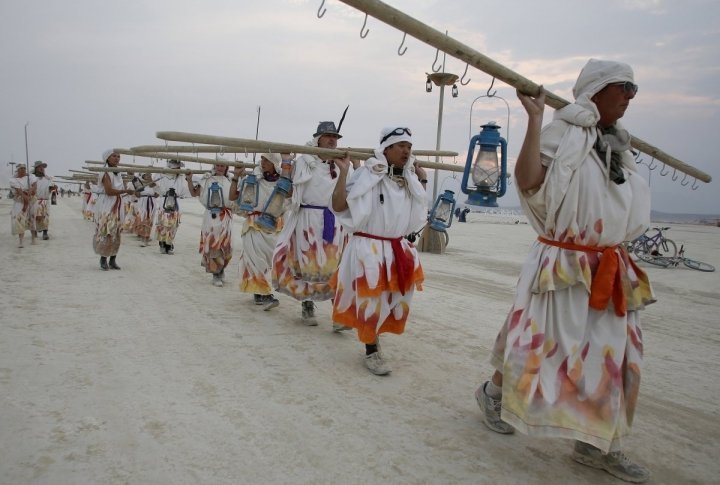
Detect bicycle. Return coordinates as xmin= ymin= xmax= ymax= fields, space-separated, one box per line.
xmin=628 ymin=227 xmax=677 ymax=264
xmin=667 ymin=245 xmax=715 ymax=272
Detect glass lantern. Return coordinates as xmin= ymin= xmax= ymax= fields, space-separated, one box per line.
xmin=237 ymin=174 xmax=259 ymax=212
xmin=257 ymin=176 xmax=292 ymax=233
xmin=163 ymin=187 xmax=178 ymax=213
xmin=207 ymin=181 xmax=224 ymax=218
xmin=428 ymin=189 xmax=457 ymax=231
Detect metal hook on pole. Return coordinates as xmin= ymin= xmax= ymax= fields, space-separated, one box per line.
xmin=397 ymin=32 xmax=407 ymax=55
xmin=360 ymin=13 xmax=369 ymax=38
xmin=431 ymin=48 xmax=441 ymax=72
xmin=317 ymin=0 xmax=326 ymax=18
xmin=486 ymin=77 xmax=497 ymax=97
xmin=672 ymin=169 xmax=679 ymax=181
xmin=659 ymin=162 xmax=669 ymax=176
xmin=460 ymin=64 xmax=471 ymax=85
xmin=680 ymin=173 xmax=690 ymax=186
xmin=647 ymin=158 xmax=658 ymax=170
xmin=691 ymin=178 xmax=699 ymax=190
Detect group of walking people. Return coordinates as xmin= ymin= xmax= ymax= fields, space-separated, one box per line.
xmin=9 ymin=160 xmax=55 ymax=248
xmin=81 ymin=58 xmax=654 ymax=482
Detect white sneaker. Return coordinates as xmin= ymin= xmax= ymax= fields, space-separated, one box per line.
xmin=212 ymin=275 xmax=223 ymax=287
xmin=572 ymin=441 xmax=650 ymax=483
xmin=364 ymin=352 xmax=391 ymax=376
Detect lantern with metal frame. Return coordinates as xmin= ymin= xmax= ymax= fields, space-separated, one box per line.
xmin=237 ymin=173 xmax=259 ymax=212
xmin=131 ymin=175 xmax=145 ymax=192
xmin=461 ymin=122 xmax=507 ymax=207
xmin=163 ymin=187 xmax=178 ymax=213
xmin=207 ymin=181 xmax=224 ymax=218
xmin=256 ymin=160 xmax=292 ymax=233
xmin=428 ymin=189 xmax=457 ymax=231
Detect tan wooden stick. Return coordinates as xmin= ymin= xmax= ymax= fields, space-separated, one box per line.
xmin=85 ymin=167 xmax=210 ymax=175
xmin=337 ymin=0 xmax=711 ymax=183
xmin=109 ymin=149 xmax=255 ymax=168
xmin=128 ymin=144 xmax=458 ymax=158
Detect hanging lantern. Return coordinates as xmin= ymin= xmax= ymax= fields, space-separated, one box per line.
xmin=207 ymin=181 xmax=224 ymax=218
xmin=461 ymin=122 xmax=507 ymax=207
xmin=163 ymin=188 xmax=178 ymax=213
xmin=237 ymin=174 xmax=259 ymax=212
xmin=425 ymin=76 xmax=432 ymax=93
xmin=256 ymin=176 xmax=291 ymax=233
xmin=428 ymin=189 xmax=457 ymax=231
xmin=131 ymin=175 xmax=145 ymax=192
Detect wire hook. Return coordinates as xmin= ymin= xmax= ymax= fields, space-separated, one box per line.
xmin=317 ymin=0 xmax=326 ymax=18
xmin=360 ymin=13 xmax=369 ymax=38
xmin=672 ymin=169 xmax=679 ymax=181
xmin=460 ymin=64 xmax=471 ymax=85
xmin=397 ymin=32 xmax=407 ymax=56
xmin=680 ymin=173 xmax=690 ymax=186
xmin=431 ymin=48 xmax=441 ymax=72
xmin=659 ymin=162 xmax=669 ymax=176
xmin=691 ymin=178 xmax=699 ymax=190
xmin=486 ymin=77 xmax=497 ymax=97
xmin=647 ymin=158 xmax=658 ymax=170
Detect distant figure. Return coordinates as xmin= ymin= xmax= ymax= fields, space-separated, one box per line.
xmin=185 ymin=161 xmax=239 ymax=287
xmin=32 ymin=160 xmax=54 ymax=240
xmin=459 ymin=208 xmax=469 ymax=223
xmin=475 ymin=59 xmax=655 ymax=483
xmin=153 ymin=159 xmax=194 ymax=255
xmin=9 ymin=165 xmax=37 ymax=248
xmin=93 ymin=150 xmax=135 ymax=270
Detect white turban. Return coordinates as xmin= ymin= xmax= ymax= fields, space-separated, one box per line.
xmin=259 ymin=153 xmax=282 ymax=174
xmin=102 ymin=149 xmax=115 ymax=164
xmin=573 ymin=58 xmax=634 ymax=100
xmin=377 ymin=126 xmax=412 ymax=152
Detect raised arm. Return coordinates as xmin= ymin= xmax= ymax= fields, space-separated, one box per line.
xmin=514 ymin=87 xmax=547 ymax=192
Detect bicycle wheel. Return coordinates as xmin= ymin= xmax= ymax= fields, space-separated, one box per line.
xmin=682 ymin=258 xmax=715 ymax=272
xmin=659 ymin=238 xmax=678 ymax=258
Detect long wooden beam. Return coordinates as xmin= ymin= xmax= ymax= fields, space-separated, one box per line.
xmin=85 ymin=167 xmax=209 ymax=175
xmin=336 ymin=0 xmax=711 ymax=183
xmin=109 ymin=149 xmax=255 ymax=168
xmin=128 ymin=144 xmax=458 ymax=158
xmin=155 ymin=131 xmax=461 ymax=172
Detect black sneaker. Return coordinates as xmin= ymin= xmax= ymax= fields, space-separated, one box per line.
xmin=254 ymin=294 xmax=264 ymax=305
xmin=301 ymin=301 xmax=317 ymax=326
xmin=263 ymin=295 xmax=279 ymax=311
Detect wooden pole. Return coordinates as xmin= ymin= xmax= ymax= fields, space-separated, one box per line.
xmin=109 ymin=149 xmax=255 ymax=168
xmin=336 ymin=0 xmax=711 ymax=184
xmin=85 ymin=167 xmax=209 ymax=175
xmin=155 ymin=131 xmax=460 ymax=171
xmin=128 ymin=144 xmax=459 ymax=158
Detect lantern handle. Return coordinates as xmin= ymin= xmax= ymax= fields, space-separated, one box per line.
xmin=431 ymin=48 xmax=441 ymax=73
xmin=460 ymin=64 xmax=471 ymax=85
xmin=486 ymin=77 xmax=497 ymax=97
xmin=317 ymin=0 xmax=326 ymax=18
xmin=359 ymin=13 xmax=369 ymax=38
xmin=397 ymin=32 xmax=407 ymax=56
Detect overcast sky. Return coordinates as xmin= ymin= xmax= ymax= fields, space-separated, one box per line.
xmin=1 ymin=0 xmax=718 ymax=214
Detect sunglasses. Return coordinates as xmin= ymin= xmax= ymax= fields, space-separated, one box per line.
xmin=380 ymin=127 xmax=412 ymax=144
xmin=612 ymin=81 xmax=638 ymax=95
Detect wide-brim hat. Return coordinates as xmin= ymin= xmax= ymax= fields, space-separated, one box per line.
xmin=34 ymin=160 xmax=47 ymax=169
xmin=259 ymin=153 xmax=282 ymax=173
xmin=313 ymin=121 xmax=342 ymax=139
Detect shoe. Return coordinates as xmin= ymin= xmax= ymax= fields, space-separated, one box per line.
xmin=212 ymin=274 xmax=223 ymax=287
xmin=100 ymin=257 xmax=109 ymax=271
xmin=263 ymin=295 xmax=279 ymax=311
xmin=332 ymin=323 xmax=352 ymax=333
xmin=42 ymin=232 xmax=49 ymax=240
xmin=166 ymin=244 xmax=174 ymax=255
xmin=140 ymin=240 xmax=148 ymax=247
xmin=254 ymin=294 xmax=264 ymax=305
xmin=219 ymin=269 xmax=226 ymax=282
xmin=572 ymin=441 xmax=650 ymax=483
xmin=109 ymin=258 xmax=121 ymax=270
xmin=364 ymin=352 xmax=391 ymax=376
xmin=301 ymin=301 xmax=317 ymax=326
xmin=475 ymin=382 xmax=515 ymax=434
xmin=160 ymin=242 xmax=168 ymax=254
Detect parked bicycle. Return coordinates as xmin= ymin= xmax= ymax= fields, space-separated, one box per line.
xmin=640 ymin=244 xmax=715 ymax=272
xmin=627 ymin=227 xmax=677 ymax=263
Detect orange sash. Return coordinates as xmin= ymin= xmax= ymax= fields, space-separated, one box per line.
xmin=537 ymin=236 xmax=645 ymax=317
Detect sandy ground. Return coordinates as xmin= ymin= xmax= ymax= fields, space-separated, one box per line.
xmin=1 ymin=197 xmax=718 ymax=485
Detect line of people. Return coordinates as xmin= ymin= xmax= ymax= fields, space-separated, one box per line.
xmin=82 ymin=58 xmax=654 ymax=482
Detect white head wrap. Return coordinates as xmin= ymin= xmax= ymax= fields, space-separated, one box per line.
xmin=259 ymin=153 xmax=282 ymax=174
xmin=102 ymin=149 xmax=115 ymax=164
xmin=377 ymin=126 xmax=413 ymax=153
xmin=565 ymin=59 xmax=635 ymax=126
